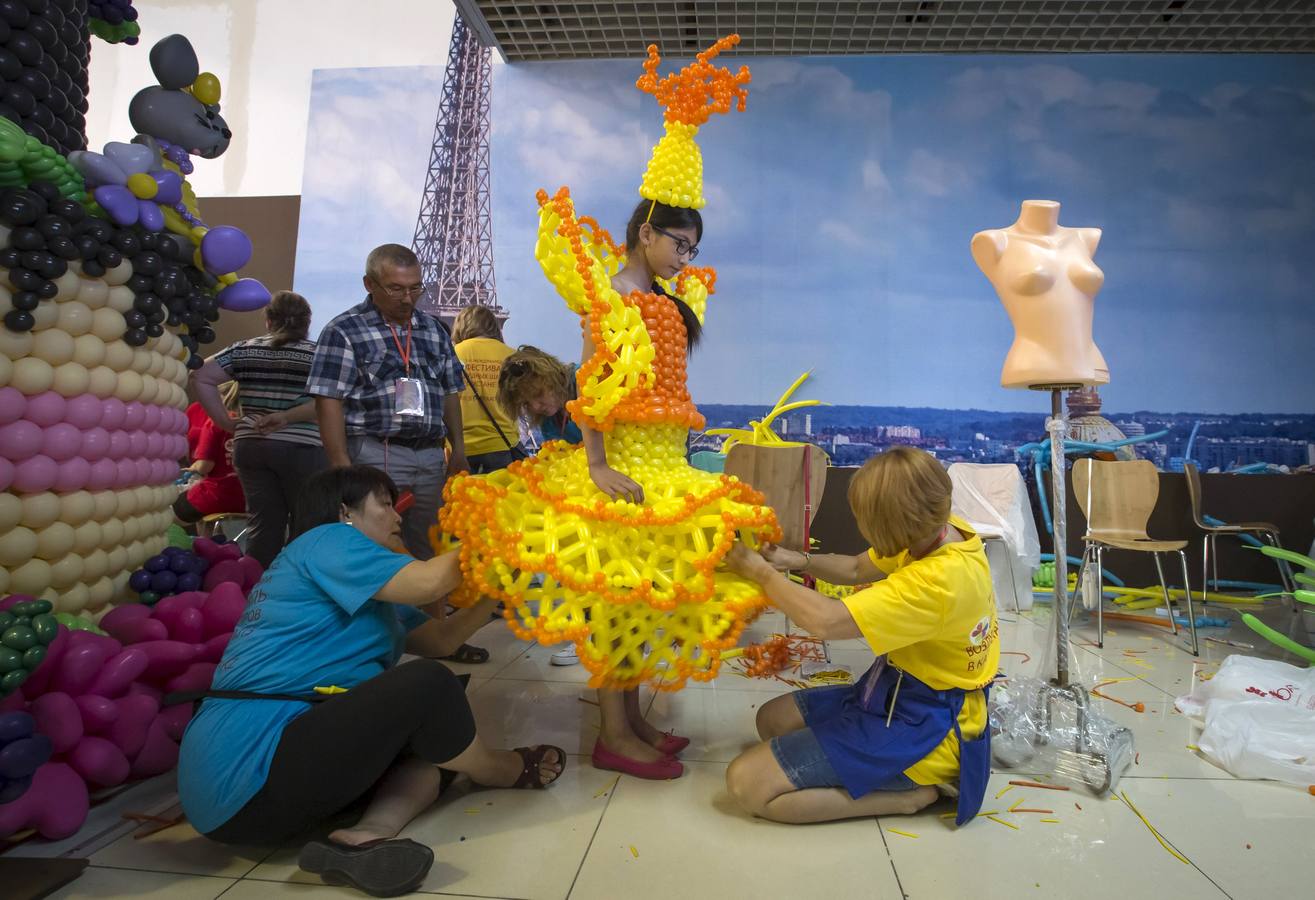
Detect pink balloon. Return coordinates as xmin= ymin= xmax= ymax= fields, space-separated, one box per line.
xmin=142 ymin=405 xmax=161 ymax=431
xmin=128 ymin=718 xmax=179 ymax=779
xmin=0 ymin=420 xmax=43 ymax=461
xmin=63 ymin=394 xmax=104 ymax=429
xmin=150 ymin=595 xmax=191 ymax=633
xmin=20 ymin=625 xmax=68 ymax=697
xmin=52 ymin=456 xmax=91 ymax=493
xmin=122 ymin=402 xmax=146 ymax=431
xmin=99 ymin=603 xmax=152 ymax=632
xmin=198 ymin=632 xmax=232 ymax=664
xmin=76 ymin=694 xmax=119 ymax=733
xmin=86 ymin=648 xmax=150 ymax=698
xmin=12 ymin=454 xmax=59 ymax=493
xmin=30 ymin=692 xmax=83 ymax=753
xmin=69 ymin=736 xmax=130 ymax=787
xmin=0 ymin=457 xmax=12 ymax=492
xmin=203 ymin=559 xmax=245 ymax=592
xmin=133 ymin=458 xmax=152 ymax=483
xmin=79 ymin=426 xmax=110 ymax=461
xmin=145 ymin=432 xmax=163 ymax=458
xmin=153 ymin=459 xmax=175 ymax=483
xmin=171 ymin=607 xmax=205 ymax=644
xmin=102 ymin=617 xmax=169 ymax=645
xmin=65 ymin=631 xmax=122 ymax=653
xmin=237 ymin=556 xmax=265 ymax=592
xmin=100 ymin=397 xmax=126 ymax=430
xmin=202 ymin=582 xmax=246 ymax=637
xmin=126 ymin=682 xmax=162 ymax=704
xmin=132 ymin=641 xmax=199 ymax=681
xmin=0 ymin=595 xmax=35 ymax=612
xmin=114 ymin=458 xmax=136 ymax=487
xmin=0 ymin=386 xmax=26 ymax=425
xmin=87 ymin=458 xmax=117 ymax=491
xmin=42 ymin=422 xmax=84 ymax=461
xmin=106 ymin=430 xmax=130 ymax=460
xmin=0 ymin=762 xmax=89 ymax=840
xmin=164 ymin=662 xmax=216 ymax=695
xmin=52 ymin=642 xmax=116 ymax=696
xmin=157 ymin=703 xmax=193 ymax=742
xmin=128 ymin=431 xmax=148 ymax=457
xmin=106 ymin=694 xmax=159 ymax=758
xmin=24 ymin=391 xmax=67 ymax=427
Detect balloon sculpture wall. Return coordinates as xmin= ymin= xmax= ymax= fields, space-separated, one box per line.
xmin=1 ymin=5 xmax=269 ymax=838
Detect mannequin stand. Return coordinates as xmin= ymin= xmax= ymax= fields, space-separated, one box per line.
xmin=1029 ymin=386 xmax=1132 ymax=793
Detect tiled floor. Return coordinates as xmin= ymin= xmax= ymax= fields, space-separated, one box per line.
xmin=7 ymin=599 xmax=1312 ymax=900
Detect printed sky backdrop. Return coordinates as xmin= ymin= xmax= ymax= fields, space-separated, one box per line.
xmin=296 ymin=48 xmax=1315 ymax=414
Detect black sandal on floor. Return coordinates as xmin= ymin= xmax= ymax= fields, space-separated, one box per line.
xmin=441 ymin=643 xmax=490 ymax=664
xmin=510 ymin=744 xmax=567 ymax=789
xmin=298 ymin=837 xmax=434 ymax=898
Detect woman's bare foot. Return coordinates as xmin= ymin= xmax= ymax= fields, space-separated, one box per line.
xmin=627 ymin=711 xmax=671 ymax=751
xmin=898 ymin=785 xmax=939 ymax=815
xmin=600 ymin=727 xmax=667 ymax=763
xmin=328 ymin=821 xmax=399 ymax=846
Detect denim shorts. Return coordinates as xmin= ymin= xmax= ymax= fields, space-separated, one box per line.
xmin=768 ymin=686 xmax=917 ymax=792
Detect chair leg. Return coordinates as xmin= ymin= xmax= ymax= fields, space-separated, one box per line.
xmin=1094 ymin=544 xmax=1105 ymax=648
xmin=1210 ymin=533 xmax=1220 ymax=593
xmin=1200 ymin=535 xmax=1211 ymax=607
xmin=1178 ymin=549 xmax=1199 ymax=656
xmin=1153 ymin=552 xmax=1179 ymax=635
xmin=1259 ymin=531 xmax=1296 ymax=594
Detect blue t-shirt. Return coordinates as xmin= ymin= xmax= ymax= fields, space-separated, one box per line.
xmin=177 ymin=524 xmax=428 ymax=833
xmin=539 ymin=364 xmax=583 ymax=445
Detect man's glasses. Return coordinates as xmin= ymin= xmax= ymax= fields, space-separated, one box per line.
xmin=378 ymin=283 xmax=424 ymax=299
xmin=649 ymin=225 xmax=700 ymax=260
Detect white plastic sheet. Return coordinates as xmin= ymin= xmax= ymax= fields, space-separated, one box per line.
xmin=1175 ymin=654 xmax=1315 ymax=785
xmin=949 ymin=463 xmax=1041 ymax=610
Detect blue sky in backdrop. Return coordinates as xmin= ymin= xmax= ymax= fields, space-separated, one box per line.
xmin=296 ymin=51 xmax=1315 ymax=414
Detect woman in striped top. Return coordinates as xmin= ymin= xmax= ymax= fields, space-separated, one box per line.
xmin=192 ymin=291 xmax=327 ymax=567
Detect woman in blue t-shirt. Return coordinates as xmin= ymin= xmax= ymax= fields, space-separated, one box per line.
xmin=178 ymin=465 xmax=565 ymax=898
xmin=496 ymin=345 xmax=583 ymax=445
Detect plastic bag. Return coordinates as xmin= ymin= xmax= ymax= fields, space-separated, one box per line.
xmin=949 ymin=463 xmax=1041 ymax=610
xmin=1174 ymin=654 xmax=1315 ymax=785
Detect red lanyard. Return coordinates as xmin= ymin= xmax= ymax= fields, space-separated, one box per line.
xmin=386 ymin=322 xmax=413 ymax=376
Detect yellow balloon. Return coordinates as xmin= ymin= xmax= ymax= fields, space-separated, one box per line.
xmin=11 ymin=356 xmax=54 ymax=394
xmin=47 ymin=552 xmax=84 ymax=589
xmin=0 ymin=525 xmax=37 ymax=566
xmin=35 ymin=522 xmax=77 ymax=560
xmin=91 ymin=307 xmax=126 ymax=342
xmin=87 ymin=576 xmax=115 ymax=611
xmin=31 ymin=328 xmax=74 ymax=365
xmin=0 ymin=354 xmax=10 ymax=388
xmin=106 ymin=285 xmax=135 ymax=313
xmin=56 ymin=582 xmax=90 ymax=614
xmin=52 ymin=269 xmax=81 ymax=302
xmin=30 ymin=301 xmax=57 ymax=331
xmin=0 ymin=326 xmax=33 ymax=360
xmin=72 ymin=520 xmax=102 ymax=554
xmin=99 ymin=517 xmax=124 ymax=549
xmin=52 ymin=361 xmax=91 ymax=397
xmin=103 ymin=259 xmax=134 ymax=287
xmin=103 ymin=339 xmax=133 ymax=370
xmin=126 ymin=172 xmax=158 ymax=200
xmin=75 ymin=276 xmax=110 ymax=309
xmin=193 ymin=72 xmax=221 ymax=105
xmin=0 ymin=493 xmax=20 ymax=531
xmin=91 ymin=491 xmax=118 ymax=522
xmin=55 ymin=301 xmax=93 ymax=336
xmin=87 ymin=365 xmax=117 ymax=398
xmin=8 ymin=558 xmax=52 ymax=595
xmin=72 ymin=334 xmax=107 ymax=368
xmin=113 ymin=369 xmax=143 ymax=402
xmin=82 ymin=548 xmax=110 ymax=581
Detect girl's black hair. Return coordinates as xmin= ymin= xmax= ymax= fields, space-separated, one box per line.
xmin=624 ymin=199 xmax=703 ymax=351
xmin=293 ymin=465 xmax=400 ymax=537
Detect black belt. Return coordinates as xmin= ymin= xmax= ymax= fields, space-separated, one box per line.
xmin=355 ymin=433 xmax=443 ymax=451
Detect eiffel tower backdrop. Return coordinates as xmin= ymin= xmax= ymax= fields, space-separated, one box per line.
xmin=412 ymin=13 xmax=507 ymax=329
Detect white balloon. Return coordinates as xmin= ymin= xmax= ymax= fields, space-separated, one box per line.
xmin=48 ymin=552 xmax=84 ymax=590
xmin=131 ymin=348 xmax=151 ymax=374
xmin=82 ymin=548 xmax=111 ymax=581
xmin=55 ymin=301 xmax=94 ymax=337
xmin=71 ymin=333 xmax=107 ymax=368
xmin=35 ymin=521 xmax=77 ymax=560
xmin=30 ymin=302 xmax=58 ymax=332
xmin=91 ymin=307 xmax=127 ymax=342
xmin=0 ymin=565 xmax=7 ymax=595
xmin=121 ymin=515 xmax=141 ymax=543
xmin=0 ymin=353 xmax=10 ymax=387
xmin=104 ymin=260 xmax=134 ymax=287
xmin=87 ymin=365 xmax=117 ymax=398
xmin=8 ymin=557 xmax=52 ymax=595
xmin=56 ymin=582 xmax=90 ymax=614
xmin=10 ymin=356 xmax=54 ymax=395
xmin=0 ymin=283 xmax=10 ymax=314
xmin=52 ymin=361 xmax=91 ymax=397
xmin=116 ymin=488 xmax=139 ymax=517
xmin=0 ymin=492 xmax=23 ymax=531
xmin=0 ymin=326 xmax=33 ymax=361
xmin=59 ymin=490 xmax=97 ymax=526
xmin=53 ymin=269 xmax=82 ymax=302
xmin=74 ymin=276 xmax=109 ymax=308
xmin=103 ymin=339 xmax=133 ymax=371
xmin=32 ymin=329 xmax=75 ymax=365
xmin=134 ymin=485 xmax=154 ymax=510
xmin=99 ymin=516 xmax=124 ymax=548
xmin=19 ymin=492 xmax=60 ymax=529
xmin=147 ymin=351 xmax=166 ymax=377
xmin=113 ymin=369 xmax=143 ymax=401
xmin=72 ymin=520 xmax=102 ymax=554
xmin=87 ymin=576 xmax=115 ymax=610
xmin=0 ymin=525 xmax=37 ymax=567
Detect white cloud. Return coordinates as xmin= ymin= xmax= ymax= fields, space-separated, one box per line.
xmin=861 ymin=159 xmax=891 ymax=192
xmin=819 ymin=219 xmax=866 ymax=249
xmin=904 ymin=149 xmax=970 ymax=197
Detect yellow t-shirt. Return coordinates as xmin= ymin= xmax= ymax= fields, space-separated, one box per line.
xmin=454 ymin=338 xmax=517 ymax=457
xmin=840 ymin=515 xmax=999 ymax=785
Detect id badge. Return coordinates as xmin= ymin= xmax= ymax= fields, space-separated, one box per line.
xmin=394 ymin=377 xmax=425 ymax=417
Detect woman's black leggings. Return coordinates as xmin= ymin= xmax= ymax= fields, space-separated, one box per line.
xmin=206 ymin=659 xmax=476 ymax=845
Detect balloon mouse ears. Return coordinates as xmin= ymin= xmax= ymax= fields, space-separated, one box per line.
xmin=149 ymin=34 xmax=200 ymax=91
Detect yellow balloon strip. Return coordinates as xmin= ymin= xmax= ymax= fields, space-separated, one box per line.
xmin=705 ymin=370 xmax=827 ymax=452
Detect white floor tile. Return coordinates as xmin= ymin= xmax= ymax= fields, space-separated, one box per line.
xmin=44 ymin=867 xmax=235 ymax=899
xmin=645 ymin=684 xmax=777 ymax=763
xmin=468 ymin=679 xmax=602 ymax=754
xmin=89 ymin=818 xmax=270 ymax=878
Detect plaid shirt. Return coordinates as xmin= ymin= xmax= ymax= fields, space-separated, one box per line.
xmin=307 ymin=298 xmax=464 ymax=441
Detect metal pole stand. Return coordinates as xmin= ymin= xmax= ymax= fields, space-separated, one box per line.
xmin=1029 ymin=386 xmax=1133 ymax=793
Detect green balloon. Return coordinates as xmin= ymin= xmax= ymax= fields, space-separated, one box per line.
xmin=139 ymin=591 xmax=161 ymax=606
xmin=9 ymin=601 xmax=39 ymax=618
xmin=0 ymin=669 xmax=28 ymax=694
xmin=53 ymin=612 xmax=107 ymax=635
xmin=30 ymin=614 xmax=59 ymax=644
xmin=21 ymin=645 xmax=46 ymax=669
xmin=0 ymin=612 xmax=14 ymax=631
xmin=0 ymin=646 xmax=22 ymax=673
xmin=1 ymin=625 xmax=38 ymax=651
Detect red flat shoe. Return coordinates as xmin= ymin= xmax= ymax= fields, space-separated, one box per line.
xmin=592 ymin=740 xmax=683 ymax=780
xmin=655 ymin=732 xmax=690 ymax=756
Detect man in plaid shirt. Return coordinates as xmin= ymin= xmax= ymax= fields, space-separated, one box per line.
xmin=308 ymin=244 xmax=470 ymax=561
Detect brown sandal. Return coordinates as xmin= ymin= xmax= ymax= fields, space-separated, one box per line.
xmin=510 ymin=745 xmax=566 ymax=789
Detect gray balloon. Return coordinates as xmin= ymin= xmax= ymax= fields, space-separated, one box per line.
xmin=149 ymin=34 xmax=200 ymax=91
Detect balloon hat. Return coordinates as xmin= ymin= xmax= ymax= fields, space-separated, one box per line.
xmin=635 ymin=34 xmax=751 ymax=210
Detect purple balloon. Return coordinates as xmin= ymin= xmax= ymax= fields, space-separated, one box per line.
xmin=128 ymin=431 xmax=148 ymax=458
xmin=145 ymin=555 xmax=169 ymax=573
xmin=0 ymin=735 xmax=52 ymax=779
xmin=0 ymin=457 xmax=13 ymax=492
xmin=142 ymin=405 xmax=162 ymax=432
xmin=0 ymin=420 xmax=43 ymax=461
xmin=70 ymin=150 xmax=125 ymax=187
xmin=64 ymin=394 xmax=104 ymax=429
xmin=123 ymin=402 xmax=146 ymax=431
xmin=53 ymin=456 xmax=91 ymax=493
xmin=217 ymin=278 xmax=271 ymax=312
xmin=145 ymin=433 xmax=163 ymax=458
xmin=133 ymin=458 xmax=152 ymax=483
xmin=93 ymin=184 xmax=141 ymax=226
xmin=0 ymin=711 xmax=34 ymax=743
xmin=114 ymin=458 xmax=136 ymax=487
xmin=81 ymin=426 xmax=111 ymax=461
xmin=0 ymin=387 xmax=26 ymax=426
xmin=150 ymin=570 xmax=178 ymax=594
xmin=100 ymin=398 xmax=126 ymax=430
xmin=128 ymin=569 xmax=153 ymax=592
xmin=138 ymin=200 xmax=164 ymax=232
xmin=107 ymin=430 xmax=131 ymax=461
xmin=201 ymin=226 xmax=254 ymax=275
xmin=88 ymin=458 xmax=118 ymax=491
xmin=175 ymin=572 xmax=202 ymax=593
xmin=151 ymin=170 xmax=183 ymax=206
xmin=12 ymin=455 xmax=59 ymax=493
xmin=25 ymin=391 xmax=67 ymax=427
xmin=42 ymin=423 xmax=84 ymax=461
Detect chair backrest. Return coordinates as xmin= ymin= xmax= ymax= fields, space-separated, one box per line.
xmin=1182 ymin=462 xmax=1209 ymax=528
xmin=947 ymin=462 xmax=1041 ymax=561
xmin=1071 ymin=458 xmax=1160 ymax=540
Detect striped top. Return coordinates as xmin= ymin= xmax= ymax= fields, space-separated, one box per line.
xmin=213 ymin=335 xmax=322 ymax=446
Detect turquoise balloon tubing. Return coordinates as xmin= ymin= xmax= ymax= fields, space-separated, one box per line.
xmin=1019 ymin=429 xmax=1169 ymax=534
xmin=1039 ymin=553 xmax=1125 ymax=587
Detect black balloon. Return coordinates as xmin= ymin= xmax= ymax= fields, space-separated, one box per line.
xmin=16 ymin=68 xmax=49 ymax=100
xmin=0 ymin=247 xmax=19 ymax=267
xmin=1 ymin=83 xmax=35 ymax=116
xmin=24 ymin=16 xmax=56 ymax=50
xmin=122 ymin=309 xmax=146 ymax=329
xmin=186 ymin=353 xmax=204 ymax=370
xmin=80 ymin=258 xmax=104 ymax=277
xmin=35 ymin=278 xmax=56 ymax=299
xmin=28 ymin=182 xmax=61 ymax=203
xmin=195 ymin=326 xmax=216 ymax=344
xmin=6 ymin=32 xmax=42 ymax=67
xmin=123 ymin=327 xmax=147 ymax=347
xmin=49 ymin=198 xmax=82 ymax=223
xmin=96 ymin=245 xmax=120 ymax=268
xmin=10 ymin=290 xmax=38 ymax=311
xmin=145 ymin=323 xmax=163 ymax=337
xmin=111 ymin=231 xmax=139 ymax=255
xmin=73 ymin=234 xmax=98 ymax=260
xmin=10 ymin=225 xmax=44 ymax=250
xmin=0 ymin=47 xmax=18 ymax=80
xmin=6 ymin=267 xmax=41 ymax=291
xmin=0 ymin=0 xmax=30 ymax=28
xmin=133 ymin=293 xmax=160 ymax=314
xmin=47 ymin=235 xmax=77 ymax=260
xmin=3 ymin=308 xmax=34 ymax=331
xmin=133 ymin=250 xmax=162 ymax=275
xmin=35 ymin=213 xmax=68 ymax=238
xmin=0 ymin=189 xmax=42 ymax=225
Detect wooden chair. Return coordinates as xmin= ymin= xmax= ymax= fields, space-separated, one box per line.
xmin=1183 ymin=462 xmax=1295 ymax=597
xmin=1072 ymin=458 xmax=1199 ymax=655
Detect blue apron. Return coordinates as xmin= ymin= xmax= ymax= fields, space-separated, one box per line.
xmin=812 ymin=658 xmax=992 ymax=827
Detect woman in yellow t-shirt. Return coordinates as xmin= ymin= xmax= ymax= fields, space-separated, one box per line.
xmin=724 ymin=446 xmax=998 ymax=825
xmin=451 ymin=306 xmax=522 ymax=474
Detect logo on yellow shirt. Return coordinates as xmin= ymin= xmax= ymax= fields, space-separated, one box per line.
xmin=968 ymin=615 xmax=992 ymax=646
